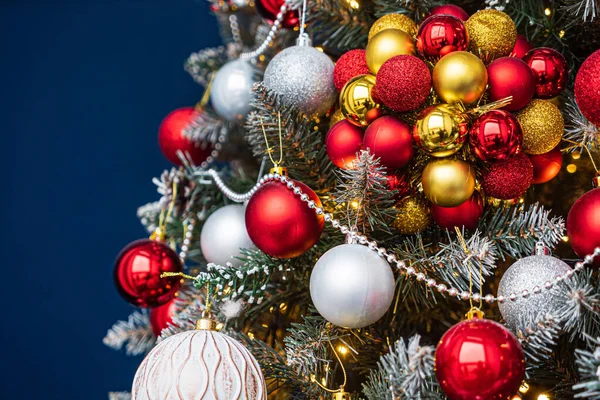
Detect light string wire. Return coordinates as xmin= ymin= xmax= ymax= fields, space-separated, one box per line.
xmin=312 ymin=338 xmax=348 ymax=394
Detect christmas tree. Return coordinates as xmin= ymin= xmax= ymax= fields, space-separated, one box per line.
xmin=104 ymin=0 xmax=600 ymax=399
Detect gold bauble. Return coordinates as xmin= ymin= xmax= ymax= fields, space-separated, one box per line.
xmin=422 ymin=159 xmax=476 ymax=207
xmin=432 ymin=51 xmax=488 ymax=105
xmin=516 ymin=99 xmax=564 ymax=155
xmin=465 ymin=9 xmax=517 ymax=61
xmin=392 ymin=196 xmax=431 ymax=235
xmin=329 ymin=108 xmax=346 ymax=128
xmin=339 ymin=74 xmax=379 ymax=127
xmin=414 ymin=104 xmax=468 ymax=157
xmin=366 ymin=29 xmax=415 ymax=75
xmin=368 ymin=14 xmax=418 ymax=41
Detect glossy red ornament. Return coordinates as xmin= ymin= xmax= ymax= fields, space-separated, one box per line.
xmin=375 ymin=55 xmax=431 ymax=112
xmin=150 ymin=299 xmax=177 ymax=336
xmin=431 ymin=192 xmax=484 ymax=230
xmin=245 ymin=179 xmax=324 ymax=259
xmin=363 ymin=116 xmax=414 ymax=169
xmin=523 ymin=47 xmax=568 ymax=99
xmin=386 ymin=172 xmax=411 ymax=200
xmin=416 ymin=15 xmax=468 ymax=59
xmin=333 ymin=50 xmax=370 ymax=91
xmin=114 ymin=239 xmax=183 ymax=308
xmin=326 ymin=120 xmax=363 ymax=169
xmin=510 ymin=34 xmax=533 ymax=58
xmin=575 ymin=49 xmax=600 ymax=127
xmin=528 ymin=146 xmax=563 ymax=184
xmin=435 ymin=318 xmax=525 ymax=400
xmin=255 ymin=0 xmax=299 ymax=29
xmin=487 ymin=57 xmax=536 ymax=111
xmin=158 ymin=107 xmax=212 ymax=166
xmin=428 ymin=4 xmax=469 ymax=21
xmin=365 ymin=107 xmax=384 ymax=124
xmin=469 ymin=110 xmax=523 ymax=163
xmin=567 ymin=188 xmax=600 ymax=263
xmin=482 ymin=153 xmax=533 ymax=200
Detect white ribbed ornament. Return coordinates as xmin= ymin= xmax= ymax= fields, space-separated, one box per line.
xmin=132 ymin=324 xmax=266 ymax=400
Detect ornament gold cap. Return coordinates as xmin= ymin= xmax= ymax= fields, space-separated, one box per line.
xmin=332 ymin=388 xmax=351 ymax=400
xmin=593 ymin=174 xmax=599 ymax=188
xmin=195 ymin=318 xmax=217 ymax=331
xmin=270 ymin=166 xmax=287 ymax=176
xmin=466 ymin=307 xmax=485 ymax=320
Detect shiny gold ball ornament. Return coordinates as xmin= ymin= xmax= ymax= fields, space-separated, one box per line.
xmin=465 ymin=9 xmax=517 ymax=61
xmin=516 ymin=99 xmax=564 ymax=155
xmin=422 ymin=159 xmax=476 ymax=207
xmin=339 ymin=74 xmax=379 ymax=127
xmin=414 ymin=104 xmax=469 ymax=157
xmin=366 ymin=29 xmax=415 ymax=74
xmin=432 ymin=51 xmax=488 ymax=105
xmin=368 ymin=14 xmax=418 ymax=41
xmin=392 ymin=196 xmax=432 ymax=235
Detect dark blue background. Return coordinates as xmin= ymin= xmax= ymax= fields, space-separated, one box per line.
xmin=1 ymin=1 xmax=219 ymax=398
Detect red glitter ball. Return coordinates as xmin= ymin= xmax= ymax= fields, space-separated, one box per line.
xmin=375 ymin=55 xmax=432 ymax=112
xmin=482 ymin=153 xmax=533 ymax=200
xmin=333 ymin=50 xmax=370 ymax=91
xmin=575 ymin=49 xmax=600 ymax=127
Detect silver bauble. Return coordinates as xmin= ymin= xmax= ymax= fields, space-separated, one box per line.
xmin=211 ymin=59 xmax=257 ymax=122
xmin=310 ymin=244 xmax=395 ymax=328
xmin=263 ymin=44 xmax=337 ymax=116
xmin=498 ymin=254 xmax=571 ymax=330
xmin=200 ymin=205 xmax=255 ymax=267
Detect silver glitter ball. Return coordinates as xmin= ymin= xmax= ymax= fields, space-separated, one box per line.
xmin=498 ymin=254 xmax=571 ymax=330
xmin=310 ymin=244 xmax=395 ymax=328
xmin=263 ymin=45 xmax=337 ymax=116
xmin=211 ymin=59 xmax=258 ymax=122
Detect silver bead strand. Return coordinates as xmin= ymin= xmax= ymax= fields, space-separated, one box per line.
xmin=179 ymin=217 xmax=196 ymax=263
xmin=239 ymin=5 xmax=287 ymax=61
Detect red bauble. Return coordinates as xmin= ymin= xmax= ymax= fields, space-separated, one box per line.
xmin=114 ymin=239 xmax=183 ymax=308
xmin=431 ymin=192 xmax=484 ymax=230
xmin=529 ymin=146 xmax=563 ymax=184
xmin=523 ymin=47 xmax=568 ymax=99
xmin=150 ymin=299 xmax=177 ymax=336
xmin=487 ymin=57 xmax=536 ymax=111
xmin=428 ymin=4 xmax=469 ymax=21
xmin=365 ymin=107 xmax=384 ymax=124
xmin=245 ymin=179 xmax=324 ymax=259
xmin=363 ymin=116 xmax=414 ymax=169
xmin=326 ymin=120 xmax=363 ymax=169
xmin=375 ymin=55 xmax=431 ymax=112
xmin=435 ymin=318 xmax=525 ymax=400
xmin=567 ymin=188 xmax=600 ymax=263
xmin=416 ymin=15 xmax=468 ymax=59
xmin=482 ymin=153 xmax=533 ymax=200
xmin=510 ymin=34 xmax=533 ymax=58
xmin=386 ymin=172 xmax=411 ymax=200
xmin=575 ymin=49 xmax=600 ymax=127
xmin=333 ymin=50 xmax=370 ymax=91
xmin=255 ymin=0 xmax=298 ymax=29
xmin=158 ymin=107 xmax=212 ymax=166
xmin=469 ymin=110 xmax=523 ymax=163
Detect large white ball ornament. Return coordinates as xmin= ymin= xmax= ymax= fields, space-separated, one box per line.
xmin=211 ymin=59 xmax=258 ymax=121
xmin=310 ymin=244 xmax=396 ymax=328
xmin=201 ymin=205 xmax=255 ymax=267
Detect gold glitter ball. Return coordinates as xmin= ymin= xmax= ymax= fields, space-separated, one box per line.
xmin=368 ymin=14 xmax=418 ymax=41
xmin=465 ymin=9 xmax=517 ymax=61
xmin=516 ymin=99 xmax=564 ymax=155
xmin=329 ymin=108 xmax=346 ymax=128
xmin=392 ymin=196 xmax=431 ymax=235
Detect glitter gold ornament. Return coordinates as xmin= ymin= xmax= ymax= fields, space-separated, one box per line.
xmin=422 ymin=159 xmax=476 ymax=207
xmin=339 ymin=74 xmax=379 ymax=127
xmin=366 ymin=29 xmax=415 ymax=74
xmin=516 ymin=99 xmax=564 ymax=155
xmin=432 ymin=51 xmax=488 ymax=104
xmin=465 ymin=9 xmax=517 ymax=61
xmin=368 ymin=14 xmax=418 ymax=41
xmin=392 ymin=196 xmax=431 ymax=235
xmin=413 ymin=104 xmax=468 ymax=157
xmin=329 ymin=108 xmax=346 ymax=128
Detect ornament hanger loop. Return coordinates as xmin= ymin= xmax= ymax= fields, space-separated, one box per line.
xmin=152 ymin=180 xmax=179 ymax=241
xmin=312 ymin=338 xmax=348 ymax=394
xmin=455 ymin=227 xmax=485 ymax=318
xmin=260 ymin=112 xmax=286 ymax=175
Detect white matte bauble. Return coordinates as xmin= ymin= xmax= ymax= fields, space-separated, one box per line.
xmin=201 ymin=205 xmax=255 ymax=267
xmin=211 ymin=59 xmax=258 ymax=121
xmin=132 ymin=327 xmax=266 ymax=400
xmin=310 ymin=244 xmax=395 ymax=328
xmin=263 ymin=44 xmax=337 ymax=116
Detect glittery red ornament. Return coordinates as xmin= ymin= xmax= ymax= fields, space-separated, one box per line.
xmin=363 ymin=116 xmax=414 ymax=169
xmin=529 ymin=146 xmax=563 ymax=184
xmin=114 ymin=239 xmax=183 ymax=308
xmin=487 ymin=57 xmax=536 ymax=111
xmin=510 ymin=34 xmax=533 ymax=58
xmin=333 ymin=50 xmax=370 ymax=91
xmin=375 ymin=55 xmax=431 ymax=112
xmin=428 ymin=4 xmax=469 ymax=21
xmin=567 ymin=188 xmax=600 ymax=264
xmin=245 ymin=179 xmax=324 ymax=259
xmin=482 ymin=153 xmax=533 ymax=199
xmin=523 ymin=47 xmax=568 ymax=99
xmin=326 ymin=120 xmax=364 ymax=169
xmin=386 ymin=172 xmax=411 ymax=200
xmin=255 ymin=0 xmax=299 ymax=29
xmin=150 ymin=298 xmax=177 ymax=336
xmin=416 ymin=15 xmax=468 ymax=59
xmin=158 ymin=108 xmax=213 ymax=166
xmin=575 ymin=49 xmax=600 ymax=127
xmin=431 ymin=192 xmax=483 ymax=230
xmin=435 ymin=318 xmax=525 ymax=400
xmin=469 ymin=110 xmax=523 ymax=163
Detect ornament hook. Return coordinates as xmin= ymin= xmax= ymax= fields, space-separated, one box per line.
xmin=260 ymin=112 xmax=287 ymax=175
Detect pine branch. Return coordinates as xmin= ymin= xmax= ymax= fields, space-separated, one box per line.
xmin=103 ymin=311 xmax=155 ymax=356
xmin=515 ymin=313 xmax=561 ymax=369
xmin=562 ymin=0 xmax=600 ymax=23
xmin=373 ymin=0 xmax=443 ymax=20
xmin=108 ymin=392 xmax=131 ymax=400
xmin=564 ymin=95 xmax=600 ymax=153
xmin=362 ymin=370 xmax=394 ymax=400
xmin=574 ymin=335 xmax=600 ymax=398
xmin=185 ymin=46 xmax=230 ymax=87
xmin=184 ymin=107 xmax=233 ymax=145
xmin=556 ymin=269 xmax=600 ymax=341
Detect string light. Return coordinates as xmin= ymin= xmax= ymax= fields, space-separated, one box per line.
xmin=572 ymin=151 xmax=581 ymax=160
xmin=544 ymin=8 xmax=552 ymax=16
xmin=562 ymin=235 xmax=569 ymax=242
xmin=337 ymin=345 xmax=349 ymax=355
xmin=519 ymin=382 xmax=530 ymax=393
xmin=345 ymin=0 xmax=360 ymax=9
xmin=567 ymin=164 xmax=578 ymax=173
xmin=538 ymin=394 xmax=550 ymax=400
